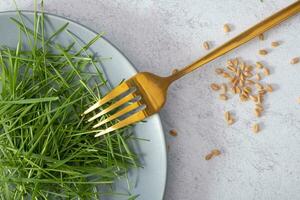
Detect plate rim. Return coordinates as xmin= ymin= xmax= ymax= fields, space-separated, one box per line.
xmin=0 ymin=10 xmax=167 ymax=199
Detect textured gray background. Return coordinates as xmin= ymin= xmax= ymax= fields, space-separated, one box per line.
xmin=1 ymin=0 xmax=300 ymax=200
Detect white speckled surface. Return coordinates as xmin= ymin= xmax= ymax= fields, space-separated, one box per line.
xmin=1 ymin=1 xmax=300 ymax=199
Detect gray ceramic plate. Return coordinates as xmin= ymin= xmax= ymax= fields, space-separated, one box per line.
xmin=0 ymin=11 xmax=167 ymax=200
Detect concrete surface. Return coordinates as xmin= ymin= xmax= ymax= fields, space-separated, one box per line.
xmin=1 ymin=0 xmax=300 ymax=199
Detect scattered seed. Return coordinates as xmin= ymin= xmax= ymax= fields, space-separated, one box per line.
xmin=263 ymin=67 xmax=270 ymax=76
xmin=255 ymin=73 xmax=261 ymax=81
xmin=211 ymin=149 xmax=221 ymax=156
xmin=256 ymin=62 xmax=264 ymax=69
xmin=219 ymin=94 xmax=228 ymax=101
xmin=169 ymin=129 xmax=178 ymax=137
xmin=205 ymin=153 xmax=213 ymax=160
xmin=210 ymin=83 xmax=220 ymax=91
xmin=254 ymin=108 xmax=261 ymax=117
xmin=172 ymin=68 xmax=178 ymax=75
xmin=290 ymin=57 xmax=299 ymax=64
xmin=265 ymin=84 xmax=273 ymax=92
xmin=215 ymin=68 xmax=224 ymax=75
xmin=258 ymin=33 xmax=264 ymax=40
xmin=223 ymin=24 xmax=231 ymax=33
xmin=212 ymin=58 xmax=273 ymax=134
xmin=271 ymin=41 xmax=279 ymax=47
xmin=259 ymin=49 xmax=268 ymax=56
xmin=252 ymin=123 xmax=260 ymax=133
xmin=203 ymin=41 xmax=210 ymax=50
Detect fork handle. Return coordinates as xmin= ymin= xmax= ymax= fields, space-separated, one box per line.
xmin=168 ymin=0 xmax=300 ymax=82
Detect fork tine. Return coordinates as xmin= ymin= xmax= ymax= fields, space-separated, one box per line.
xmin=88 ymin=92 xmax=136 ymax=122
xmin=82 ymin=82 xmax=130 ymax=115
xmin=92 ymin=101 xmax=142 ymax=128
xmin=94 ymin=109 xmax=147 ymax=137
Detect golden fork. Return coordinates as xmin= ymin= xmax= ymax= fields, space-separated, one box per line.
xmin=83 ymin=1 xmax=300 ymax=137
